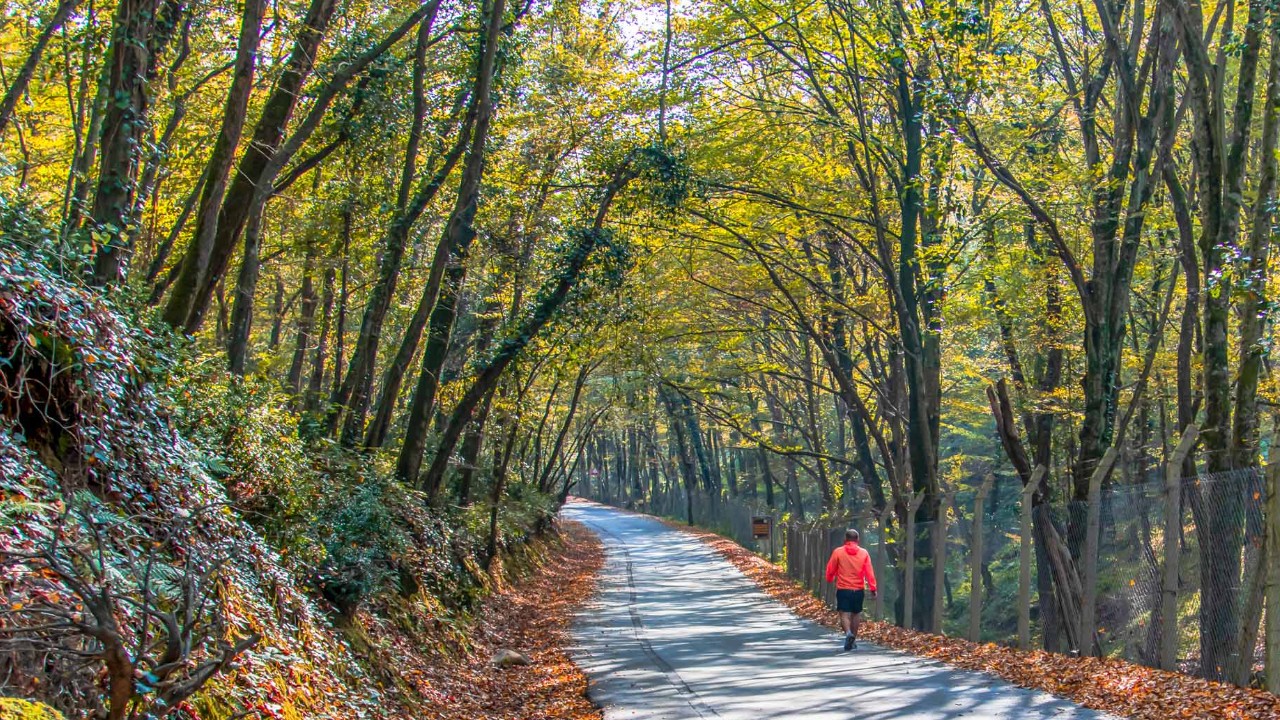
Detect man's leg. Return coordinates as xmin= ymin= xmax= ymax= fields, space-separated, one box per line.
xmin=839 ymin=611 xmax=852 ymax=635
xmin=847 ymin=590 xmax=865 ymax=649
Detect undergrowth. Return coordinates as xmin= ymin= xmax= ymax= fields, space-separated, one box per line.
xmin=0 ymin=227 xmax=562 ymax=717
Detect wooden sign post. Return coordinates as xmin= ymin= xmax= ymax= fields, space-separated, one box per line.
xmin=752 ymin=515 xmax=774 ymax=562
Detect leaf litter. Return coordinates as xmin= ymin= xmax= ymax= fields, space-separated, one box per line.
xmin=417 ymin=520 xmax=604 ymax=720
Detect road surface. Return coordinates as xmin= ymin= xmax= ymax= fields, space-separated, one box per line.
xmin=563 ymin=500 xmax=1112 ymax=720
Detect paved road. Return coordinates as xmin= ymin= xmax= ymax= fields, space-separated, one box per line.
xmin=563 ymin=500 xmax=1112 ymax=720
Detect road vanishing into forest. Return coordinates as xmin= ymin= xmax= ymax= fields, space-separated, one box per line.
xmin=563 ymin=500 xmax=1113 ymax=720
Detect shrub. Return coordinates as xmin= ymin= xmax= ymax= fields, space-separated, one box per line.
xmin=0 ymin=496 xmax=258 ymax=720
xmin=313 ymin=475 xmax=412 ymax=617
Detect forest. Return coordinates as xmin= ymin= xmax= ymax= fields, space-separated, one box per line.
xmin=3 ymin=0 xmax=1280 ymax=714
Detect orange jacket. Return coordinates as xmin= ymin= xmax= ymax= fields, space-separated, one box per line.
xmin=825 ymin=542 xmax=877 ymax=592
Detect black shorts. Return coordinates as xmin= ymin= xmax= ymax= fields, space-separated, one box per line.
xmin=836 ymin=589 xmax=865 ymax=614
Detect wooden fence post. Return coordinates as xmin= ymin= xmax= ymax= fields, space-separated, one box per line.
xmin=932 ymin=490 xmax=953 ymax=634
xmin=903 ymin=489 xmax=926 ymax=629
xmin=1235 ymin=476 xmax=1269 ymax=686
xmin=1160 ymin=425 xmax=1198 ymax=671
xmin=785 ymin=524 xmax=794 ymax=582
xmin=1266 ymin=439 xmax=1280 ymax=693
xmin=969 ymin=474 xmax=993 ymax=643
xmin=1081 ymin=447 xmax=1118 ymax=657
xmin=1019 ymin=466 xmax=1045 ymax=650
xmin=769 ymin=513 xmax=776 ymax=563
xmin=876 ymin=506 xmax=892 ymax=622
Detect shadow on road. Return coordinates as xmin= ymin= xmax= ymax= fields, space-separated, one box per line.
xmin=564 ymin=500 xmax=1115 ymax=720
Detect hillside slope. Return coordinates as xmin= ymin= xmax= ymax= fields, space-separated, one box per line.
xmin=0 ymin=246 xmax=561 ymax=718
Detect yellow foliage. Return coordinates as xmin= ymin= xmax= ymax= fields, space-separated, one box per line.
xmin=0 ymin=699 xmax=64 ymax=720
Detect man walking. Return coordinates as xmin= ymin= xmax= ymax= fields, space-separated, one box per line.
xmin=825 ymin=529 xmax=877 ymax=651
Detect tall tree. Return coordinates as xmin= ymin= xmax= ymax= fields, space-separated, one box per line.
xmin=87 ymin=0 xmax=182 ymax=284
xmin=396 ymin=0 xmax=512 ymax=484
xmin=1171 ymin=0 xmax=1280 ymax=679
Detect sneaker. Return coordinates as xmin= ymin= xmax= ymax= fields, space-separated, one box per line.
xmin=843 ymin=635 xmax=854 ymax=652
xmin=851 ymin=639 xmax=858 ymax=650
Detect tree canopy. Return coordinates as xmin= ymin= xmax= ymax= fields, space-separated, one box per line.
xmin=4 ymin=0 xmax=1280 ymax=704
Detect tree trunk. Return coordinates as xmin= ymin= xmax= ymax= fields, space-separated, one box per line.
xmin=226 ymin=204 xmax=264 ymax=374
xmin=362 ymin=203 xmax=455 ymax=448
xmin=455 ymin=387 xmax=494 ymax=505
xmin=1172 ymin=0 xmax=1275 ymax=679
xmin=61 ymin=16 xmax=107 ymax=242
xmin=308 ymin=265 xmax=336 ymax=411
xmin=88 ymin=0 xmax=181 ymax=284
xmin=485 ymin=400 xmax=521 ymax=568
xmin=140 ymin=0 xmax=262 ymax=295
xmin=342 ymin=127 xmax=471 ymax=445
xmin=214 ymin=280 xmax=228 ymax=347
xmin=629 ymin=426 xmax=645 ymax=498
xmin=751 ymin=409 xmax=776 ymax=509
xmin=454 ymin=302 xmax=501 ymax=503
xmin=162 ymin=0 xmax=339 ymax=329
xmin=891 ymin=66 xmax=940 ymax=630
xmin=268 ymin=275 xmax=285 ymax=348
xmin=680 ymin=393 xmax=715 ymax=495
xmin=395 ymin=0 xmax=509 ymax=485
xmin=536 ymin=365 xmax=593 ymax=493
xmin=762 ymin=384 xmax=803 ymax=521
xmin=1231 ymin=2 xmax=1280 ymax=474
xmin=331 ymin=207 xmax=351 ymax=396
xmin=129 ymin=16 xmax=196 ymax=239
xmin=801 ymin=338 xmax=834 ymax=512
xmin=662 ymin=386 xmax=699 ymax=524
xmin=416 ymin=158 xmax=639 ymax=499
xmin=145 ymin=171 xmax=204 ymax=286
xmin=724 ymin=436 xmax=739 ymax=498
xmin=288 ymin=249 xmax=318 ymax=395
xmin=330 ymin=12 xmax=448 ymax=445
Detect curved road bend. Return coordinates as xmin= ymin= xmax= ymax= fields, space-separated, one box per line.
xmin=563 ymin=500 xmax=1113 ymax=720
